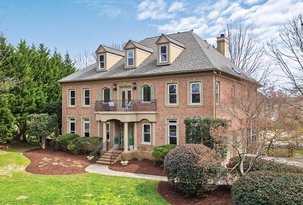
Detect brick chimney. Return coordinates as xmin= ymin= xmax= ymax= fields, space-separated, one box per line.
xmin=216 ymin=34 xmax=228 ymax=58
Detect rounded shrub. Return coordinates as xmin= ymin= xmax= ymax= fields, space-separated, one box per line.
xmin=53 ymin=133 xmax=80 ymax=151
xmin=164 ymin=144 xmax=226 ymax=196
xmin=232 ymin=171 xmax=303 ymax=205
xmin=67 ymin=137 xmax=101 ymax=155
xmin=152 ymin=144 xmax=176 ymax=162
xmin=227 ymin=156 xmax=303 ymax=175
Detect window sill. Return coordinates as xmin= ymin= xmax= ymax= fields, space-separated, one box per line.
xmin=165 ymin=104 xmax=179 ymax=107
xmin=67 ymin=106 xmax=76 ymax=108
xmin=141 ymin=142 xmax=152 ymax=145
xmin=187 ymin=103 xmax=203 ymax=107
xmin=81 ymin=105 xmax=91 ymax=108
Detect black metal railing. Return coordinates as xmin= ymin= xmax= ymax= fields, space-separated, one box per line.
xmin=95 ymin=100 xmax=157 ymax=112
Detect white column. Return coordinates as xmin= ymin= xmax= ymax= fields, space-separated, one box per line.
xmin=97 ymin=121 xmax=100 ymax=138
xmin=134 ymin=123 xmax=138 ymax=150
xmin=123 ymin=122 xmax=128 ymax=152
xmin=102 ymin=122 xmax=107 ymax=151
xmin=152 ymin=122 xmax=156 ymax=146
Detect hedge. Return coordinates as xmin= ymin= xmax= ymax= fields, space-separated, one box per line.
xmin=232 ymin=171 xmax=303 ymax=205
xmin=53 ymin=133 xmax=80 ymax=151
xmin=227 ymin=156 xmax=303 ymax=175
xmin=67 ymin=137 xmax=101 ymax=156
xmin=152 ymin=144 xmax=176 ymax=162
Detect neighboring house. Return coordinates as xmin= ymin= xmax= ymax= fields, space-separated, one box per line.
xmin=58 ymin=31 xmax=257 ymax=154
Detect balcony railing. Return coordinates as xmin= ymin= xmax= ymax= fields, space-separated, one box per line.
xmin=95 ymin=100 xmax=157 ymax=112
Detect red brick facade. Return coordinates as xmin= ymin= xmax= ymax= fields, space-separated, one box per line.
xmin=61 ymin=71 xmax=247 ymax=150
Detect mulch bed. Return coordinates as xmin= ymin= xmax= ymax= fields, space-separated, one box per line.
xmin=158 ymin=181 xmax=232 ymax=205
xmin=23 ymin=149 xmax=91 ymax=175
xmin=109 ymin=159 xmax=165 ymax=176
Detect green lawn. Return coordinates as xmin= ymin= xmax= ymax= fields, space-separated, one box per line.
xmin=0 ymin=147 xmax=168 ymax=205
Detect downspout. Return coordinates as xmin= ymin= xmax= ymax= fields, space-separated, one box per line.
xmin=214 ymin=71 xmax=217 ymax=118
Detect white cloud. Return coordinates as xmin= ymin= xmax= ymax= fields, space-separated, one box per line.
xmin=73 ymin=0 xmax=122 ymax=18
xmin=137 ymin=0 xmax=185 ymax=20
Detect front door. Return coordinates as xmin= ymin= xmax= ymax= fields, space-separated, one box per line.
xmin=121 ymin=87 xmax=131 ymax=108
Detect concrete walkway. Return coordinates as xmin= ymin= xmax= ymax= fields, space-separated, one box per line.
xmin=262 ymin=156 xmax=303 ymax=168
xmin=85 ymin=164 xmax=167 ymax=181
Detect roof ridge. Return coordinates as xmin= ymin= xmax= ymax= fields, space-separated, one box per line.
xmin=190 ymin=32 xmax=219 ymax=70
xmin=139 ymin=30 xmax=193 ymax=42
xmin=102 ymin=44 xmax=124 ymax=52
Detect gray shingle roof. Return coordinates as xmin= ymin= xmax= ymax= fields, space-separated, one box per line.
xmin=59 ymin=31 xmax=256 ymax=83
xmin=126 ymin=40 xmax=153 ymax=53
xmin=96 ymin=44 xmax=125 ymax=56
xmin=156 ymin=34 xmax=185 ymax=48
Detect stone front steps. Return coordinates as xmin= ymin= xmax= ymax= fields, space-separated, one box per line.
xmin=96 ymin=150 xmax=122 ymax=165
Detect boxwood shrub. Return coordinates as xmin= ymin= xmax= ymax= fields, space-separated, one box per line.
xmin=53 ymin=133 xmax=80 ymax=151
xmin=67 ymin=137 xmax=101 ymax=155
xmin=152 ymin=144 xmax=176 ymax=162
xmin=232 ymin=171 xmax=303 ymax=205
xmin=227 ymin=156 xmax=303 ymax=175
xmin=164 ymin=144 xmax=226 ymax=196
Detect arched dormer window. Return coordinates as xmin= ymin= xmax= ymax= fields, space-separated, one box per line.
xmin=142 ymin=85 xmax=151 ymax=102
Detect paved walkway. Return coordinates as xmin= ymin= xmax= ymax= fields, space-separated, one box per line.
xmin=85 ymin=164 xmax=167 ymax=181
xmin=262 ymin=156 xmax=303 ymax=168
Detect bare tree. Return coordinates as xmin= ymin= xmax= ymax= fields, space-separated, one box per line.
xmin=73 ymin=50 xmax=95 ymax=70
xmin=220 ymin=82 xmax=274 ymax=176
xmin=226 ymin=22 xmax=270 ymax=82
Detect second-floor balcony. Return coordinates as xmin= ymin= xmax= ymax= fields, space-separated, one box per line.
xmin=95 ymin=100 xmax=157 ymax=112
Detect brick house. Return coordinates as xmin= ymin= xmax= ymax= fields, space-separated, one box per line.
xmin=58 ymin=31 xmax=257 ymax=159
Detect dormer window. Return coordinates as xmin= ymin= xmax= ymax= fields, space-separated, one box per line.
xmin=127 ymin=49 xmax=135 ymax=67
xmin=159 ymin=44 xmax=168 ymax=63
xmin=99 ymin=54 xmax=105 ymax=69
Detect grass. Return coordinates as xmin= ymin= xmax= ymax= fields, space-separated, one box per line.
xmin=0 ymin=147 xmax=168 ymax=205
xmin=268 ymin=148 xmax=303 ymax=157
xmin=294 ymin=149 xmax=303 ymax=156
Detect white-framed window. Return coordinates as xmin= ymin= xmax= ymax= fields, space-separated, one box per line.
xmin=142 ymin=85 xmax=151 ymax=102
xmin=106 ymin=122 xmax=110 ymax=142
xmin=168 ymin=120 xmax=177 ymax=145
xmin=127 ymin=49 xmax=135 ymax=67
xmin=99 ymin=54 xmax=105 ymax=69
xmin=216 ymin=81 xmax=220 ymax=105
xmin=142 ymin=123 xmax=151 ymax=144
xmin=190 ymin=82 xmax=201 ymax=104
xmin=167 ymin=83 xmax=177 ymax=104
xmin=83 ymin=118 xmax=90 ymax=137
xmin=83 ymin=88 xmax=90 ymax=106
xmin=159 ymin=44 xmax=168 ymax=63
xmin=103 ymin=88 xmax=110 ymax=103
xmin=69 ymin=118 xmax=75 ymax=134
xmin=68 ymin=89 xmax=76 ymax=106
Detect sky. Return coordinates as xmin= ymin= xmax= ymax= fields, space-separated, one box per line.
xmin=0 ymin=0 xmax=302 ymax=64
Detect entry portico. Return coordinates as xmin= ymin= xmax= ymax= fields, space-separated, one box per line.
xmin=96 ymin=111 xmax=157 ymax=153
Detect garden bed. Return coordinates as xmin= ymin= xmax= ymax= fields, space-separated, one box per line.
xmin=158 ymin=181 xmax=232 ymax=205
xmin=109 ymin=159 xmax=165 ymax=176
xmin=23 ymin=149 xmax=91 ymax=175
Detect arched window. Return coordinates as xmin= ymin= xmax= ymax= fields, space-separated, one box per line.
xmin=142 ymin=85 xmax=151 ymax=102
xmin=103 ymin=88 xmax=110 ymax=102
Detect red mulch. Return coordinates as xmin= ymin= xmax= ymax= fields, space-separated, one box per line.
xmin=23 ymin=149 xmax=91 ymax=175
xmin=158 ymin=182 xmax=232 ymax=205
xmin=109 ymin=159 xmax=165 ymax=176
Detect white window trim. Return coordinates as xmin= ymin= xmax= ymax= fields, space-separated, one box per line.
xmin=167 ymin=83 xmax=178 ymax=105
xmin=142 ymin=85 xmax=151 ymax=103
xmin=99 ymin=54 xmax=105 ymax=70
xmin=127 ymin=49 xmax=135 ymax=67
xmin=68 ymin=118 xmax=76 ymax=134
xmin=106 ymin=122 xmax=110 ymax=142
xmin=159 ymin=44 xmax=168 ymax=63
xmin=190 ymin=82 xmax=201 ymax=105
xmin=83 ymin=118 xmax=90 ymax=137
xmin=83 ymin=88 xmax=90 ymax=106
xmin=168 ymin=120 xmax=178 ymax=145
xmin=142 ymin=123 xmax=151 ymax=145
xmin=68 ymin=89 xmax=76 ymax=107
